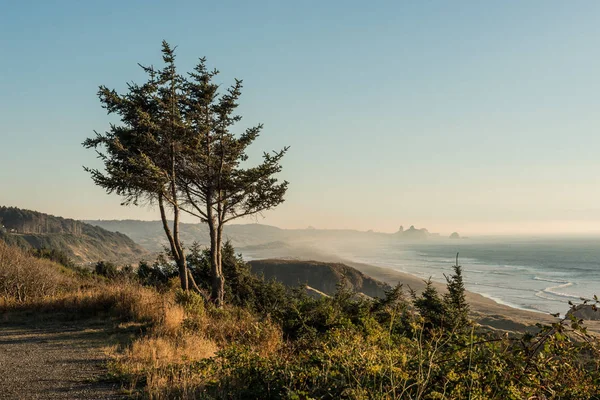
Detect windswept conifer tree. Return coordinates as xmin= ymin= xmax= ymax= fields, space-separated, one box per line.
xmin=84 ymin=42 xmax=193 ymax=291
xmin=84 ymin=42 xmax=288 ymax=304
xmin=177 ymin=58 xmax=288 ymax=306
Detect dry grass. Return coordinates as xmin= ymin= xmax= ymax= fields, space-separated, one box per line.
xmin=0 ymin=274 xmax=174 ymax=330
xmin=113 ymin=334 xmax=218 ymax=372
xmin=0 ymin=241 xmax=77 ymax=303
xmin=105 ymin=304 xmax=284 ymax=398
xmin=200 ymin=306 xmax=283 ymax=357
xmin=107 ymin=327 xmax=220 ymax=399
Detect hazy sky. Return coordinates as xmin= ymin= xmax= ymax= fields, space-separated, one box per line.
xmin=1 ymin=1 xmax=600 ymax=235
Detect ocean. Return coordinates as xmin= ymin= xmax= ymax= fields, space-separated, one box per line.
xmin=322 ymin=236 xmax=600 ymax=315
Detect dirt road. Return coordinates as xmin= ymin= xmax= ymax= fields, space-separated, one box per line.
xmin=0 ymin=317 xmax=122 ymax=399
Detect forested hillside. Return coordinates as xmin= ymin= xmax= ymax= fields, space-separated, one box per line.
xmin=0 ymin=206 xmax=146 ymax=263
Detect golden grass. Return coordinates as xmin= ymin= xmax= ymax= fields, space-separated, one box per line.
xmin=102 ymin=298 xmax=284 ymax=398
xmin=157 ymin=302 xmax=185 ymax=336
xmin=0 ymin=241 xmax=77 ymax=302
xmin=113 ymin=334 xmax=218 ymax=373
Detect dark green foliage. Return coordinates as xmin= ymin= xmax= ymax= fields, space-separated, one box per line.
xmin=175 ymin=289 xmax=205 ymax=316
xmin=413 ymin=278 xmax=446 ymax=329
xmin=278 ymin=284 xmax=372 ymax=342
xmin=94 ymin=261 xmax=117 ymax=278
xmin=410 ymin=258 xmax=470 ymax=334
xmin=371 ymin=283 xmax=413 ymax=335
xmin=444 ymin=253 xmax=470 ymax=329
xmin=30 ymin=247 xmax=74 ymax=268
xmin=186 ymin=241 xmax=292 ymax=317
xmin=137 ymin=258 xmax=178 ymax=287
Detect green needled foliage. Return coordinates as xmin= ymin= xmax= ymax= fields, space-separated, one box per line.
xmin=444 ymin=253 xmax=470 ymax=329
xmin=177 ymin=56 xmax=289 ymax=307
xmin=413 ymin=278 xmax=447 ymax=330
xmin=84 ymin=41 xmax=192 ymax=292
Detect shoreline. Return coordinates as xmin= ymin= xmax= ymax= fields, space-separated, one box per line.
xmin=476 ymin=292 xmax=547 ymax=315
xmin=240 ymin=244 xmax=561 ymax=332
xmin=341 ymin=258 xmax=559 ymax=331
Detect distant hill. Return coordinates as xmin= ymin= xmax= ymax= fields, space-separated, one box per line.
xmin=0 ymin=206 xmax=146 ymax=264
xmin=248 ymin=259 xmax=391 ymax=298
xmin=86 ymin=220 xmax=287 ymax=251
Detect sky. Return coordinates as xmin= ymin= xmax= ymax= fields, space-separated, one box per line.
xmin=1 ymin=1 xmax=600 ymax=235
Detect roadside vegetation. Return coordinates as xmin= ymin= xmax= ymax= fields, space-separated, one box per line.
xmin=2 ymin=240 xmax=599 ymax=399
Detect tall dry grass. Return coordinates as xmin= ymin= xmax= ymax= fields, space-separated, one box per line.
xmin=0 ymin=241 xmax=76 ymax=304
xmin=0 ymin=241 xmax=181 ymax=328
xmin=107 ymin=303 xmax=284 ymax=398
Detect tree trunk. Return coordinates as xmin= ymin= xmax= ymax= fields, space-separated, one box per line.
xmin=172 ymin=199 xmax=188 ymax=291
xmin=175 ymin=257 xmax=187 ymax=290
xmin=158 ymin=194 xmax=188 ymax=291
xmin=209 ymin=222 xmax=224 ymax=307
xmin=216 ymin=224 xmax=224 ymax=306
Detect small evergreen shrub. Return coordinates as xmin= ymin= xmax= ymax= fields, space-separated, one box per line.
xmin=95 ymin=260 xmax=117 ymax=278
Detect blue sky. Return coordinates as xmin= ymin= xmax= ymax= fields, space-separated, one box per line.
xmin=1 ymin=1 xmax=599 ymax=234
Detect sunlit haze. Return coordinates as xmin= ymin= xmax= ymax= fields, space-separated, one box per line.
xmin=2 ymin=1 xmax=600 ymax=235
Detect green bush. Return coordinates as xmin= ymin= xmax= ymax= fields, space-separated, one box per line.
xmin=187 ymin=241 xmax=294 ymax=318
xmin=175 ymin=289 xmax=205 ymax=316
xmin=94 ymin=260 xmax=117 ymax=278
xmin=137 ymin=257 xmax=178 ymax=286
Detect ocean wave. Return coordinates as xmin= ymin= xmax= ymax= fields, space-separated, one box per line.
xmin=469 ymin=282 xmax=534 ymax=293
xmin=485 ymin=270 xmax=512 ymax=276
xmin=537 ymin=282 xmax=581 ymax=300
xmin=534 ymin=291 xmax=564 ymax=302
xmin=477 ymin=293 xmax=547 ymax=314
xmin=533 ymin=276 xmax=568 ymax=284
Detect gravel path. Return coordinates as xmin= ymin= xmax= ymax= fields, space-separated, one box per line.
xmin=0 ymin=317 xmax=122 ymax=399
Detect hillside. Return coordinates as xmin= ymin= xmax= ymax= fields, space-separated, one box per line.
xmin=86 ymin=220 xmax=288 ymax=251
xmin=248 ymin=259 xmax=391 ymax=298
xmin=0 ymin=207 xmax=146 ymax=264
